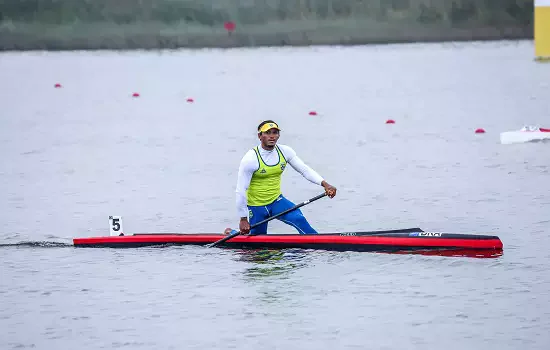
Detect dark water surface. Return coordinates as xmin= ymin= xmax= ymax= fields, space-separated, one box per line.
xmin=1 ymin=40 xmax=549 ymax=349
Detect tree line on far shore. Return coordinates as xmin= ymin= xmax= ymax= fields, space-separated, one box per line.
xmin=0 ymin=0 xmax=533 ymax=28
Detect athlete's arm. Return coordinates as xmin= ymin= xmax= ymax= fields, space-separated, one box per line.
xmin=279 ymin=145 xmax=323 ymax=185
xmin=235 ymin=150 xmax=258 ymax=219
xmin=279 ymin=145 xmax=337 ymax=198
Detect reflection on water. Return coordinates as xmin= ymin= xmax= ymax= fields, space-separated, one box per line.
xmin=380 ymin=248 xmax=504 ymax=259
xmin=233 ymin=248 xmax=317 ymax=306
xmin=233 ymin=247 xmax=503 ymax=278
xmin=234 ymin=248 xmax=312 ymax=280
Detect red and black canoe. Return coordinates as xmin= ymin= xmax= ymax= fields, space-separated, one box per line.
xmin=73 ymin=228 xmax=503 ymax=256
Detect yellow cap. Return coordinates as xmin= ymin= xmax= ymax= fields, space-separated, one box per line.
xmin=258 ymin=122 xmax=281 ymax=133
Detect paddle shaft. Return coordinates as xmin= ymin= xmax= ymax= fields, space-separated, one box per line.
xmin=207 ymin=192 xmax=327 ymax=248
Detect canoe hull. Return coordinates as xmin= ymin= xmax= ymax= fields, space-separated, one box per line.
xmin=73 ymin=228 xmax=503 ymax=255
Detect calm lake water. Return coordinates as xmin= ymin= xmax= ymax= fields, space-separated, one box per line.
xmin=1 ymin=40 xmax=549 ymax=349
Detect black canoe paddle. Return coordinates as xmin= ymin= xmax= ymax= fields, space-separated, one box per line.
xmin=206 ymin=192 xmax=328 ymax=248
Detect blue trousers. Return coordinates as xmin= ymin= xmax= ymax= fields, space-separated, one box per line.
xmin=248 ymin=194 xmax=318 ymax=235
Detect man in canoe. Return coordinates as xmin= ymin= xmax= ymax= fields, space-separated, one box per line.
xmin=234 ymin=120 xmax=337 ymax=235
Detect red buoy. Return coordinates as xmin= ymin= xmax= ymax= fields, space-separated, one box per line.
xmin=386 ymin=119 xmax=395 ymax=124
xmin=309 ymin=111 xmax=317 ymax=116
xmin=475 ymin=128 xmax=485 ymax=134
xmin=54 ymin=83 xmax=62 ymax=88
xmin=186 ymin=98 xmax=194 ymax=103
xmin=132 ymin=93 xmax=140 ymax=97
xmin=224 ymin=22 xmax=236 ymax=33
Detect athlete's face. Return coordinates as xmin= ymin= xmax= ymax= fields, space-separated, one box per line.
xmin=258 ymin=128 xmax=280 ymax=149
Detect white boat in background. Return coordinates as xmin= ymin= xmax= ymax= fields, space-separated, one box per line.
xmin=500 ymin=126 xmax=550 ymax=144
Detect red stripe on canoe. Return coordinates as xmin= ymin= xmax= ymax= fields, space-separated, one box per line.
xmin=73 ymin=234 xmax=503 ymax=249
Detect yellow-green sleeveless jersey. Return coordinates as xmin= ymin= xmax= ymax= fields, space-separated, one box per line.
xmin=246 ymin=145 xmax=287 ymax=206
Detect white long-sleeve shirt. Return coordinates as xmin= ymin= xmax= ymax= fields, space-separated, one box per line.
xmin=235 ymin=144 xmax=324 ymax=218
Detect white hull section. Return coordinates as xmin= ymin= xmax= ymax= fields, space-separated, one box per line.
xmin=500 ymin=126 xmax=550 ymax=144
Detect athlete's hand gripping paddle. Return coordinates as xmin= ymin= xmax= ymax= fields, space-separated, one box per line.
xmin=206 ymin=193 xmax=327 ymax=248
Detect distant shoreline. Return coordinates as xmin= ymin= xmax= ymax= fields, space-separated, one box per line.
xmin=0 ymin=0 xmax=534 ymax=52
xmin=0 ymin=20 xmax=532 ymax=52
